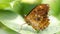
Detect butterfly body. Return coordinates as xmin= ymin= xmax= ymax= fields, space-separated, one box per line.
xmin=25 ymin=4 xmax=50 ymax=30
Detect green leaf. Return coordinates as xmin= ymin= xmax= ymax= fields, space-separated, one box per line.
xmin=49 ymin=0 xmax=60 ymax=20
xmin=0 ymin=9 xmax=26 ymax=34
xmin=13 ymin=0 xmax=42 ymax=17
xmin=0 ymin=22 xmax=19 ymax=34
xmin=0 ymin=9 xmax=17 ymax=20
xmin=0 ymin=0 xmax=14 ymax=3
xmin=0 ymin=0 xmax=14 ymax=9
xmin=0 ymin=3 xmax=10 ymax=9
xmin=0 ymin=10 xmax=21 ymax=34
xmin=55 ymin=31 xmax=60 ymax=34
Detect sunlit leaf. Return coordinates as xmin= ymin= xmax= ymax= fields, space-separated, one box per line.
xmin=0 ymin=10 xmax=21 ymax=34
xmin=0 ymin=22 xmax=19 ymax=34
xmin=0 ymin=3 xmax=10 ymax=9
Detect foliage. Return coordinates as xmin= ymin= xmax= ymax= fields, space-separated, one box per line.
xmin=0 ymin=0 xmax=60 ymax=34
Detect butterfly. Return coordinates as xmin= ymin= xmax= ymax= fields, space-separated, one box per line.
xmin=24 ymin=4 xmax=50 ymax=30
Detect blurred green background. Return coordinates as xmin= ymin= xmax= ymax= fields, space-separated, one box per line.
xmin=0 ymin=0 xmax=60 ymax=34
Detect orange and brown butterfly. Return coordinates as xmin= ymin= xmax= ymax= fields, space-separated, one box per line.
xmin=24 ymin=4 xmax=50 ymax=30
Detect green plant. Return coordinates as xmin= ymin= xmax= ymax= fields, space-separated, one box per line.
xmin=0 ymin=0 xmax=60 ymax=34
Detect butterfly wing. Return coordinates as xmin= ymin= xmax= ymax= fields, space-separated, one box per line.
xmin=25 ymin=4 xmax=50 ymax=30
